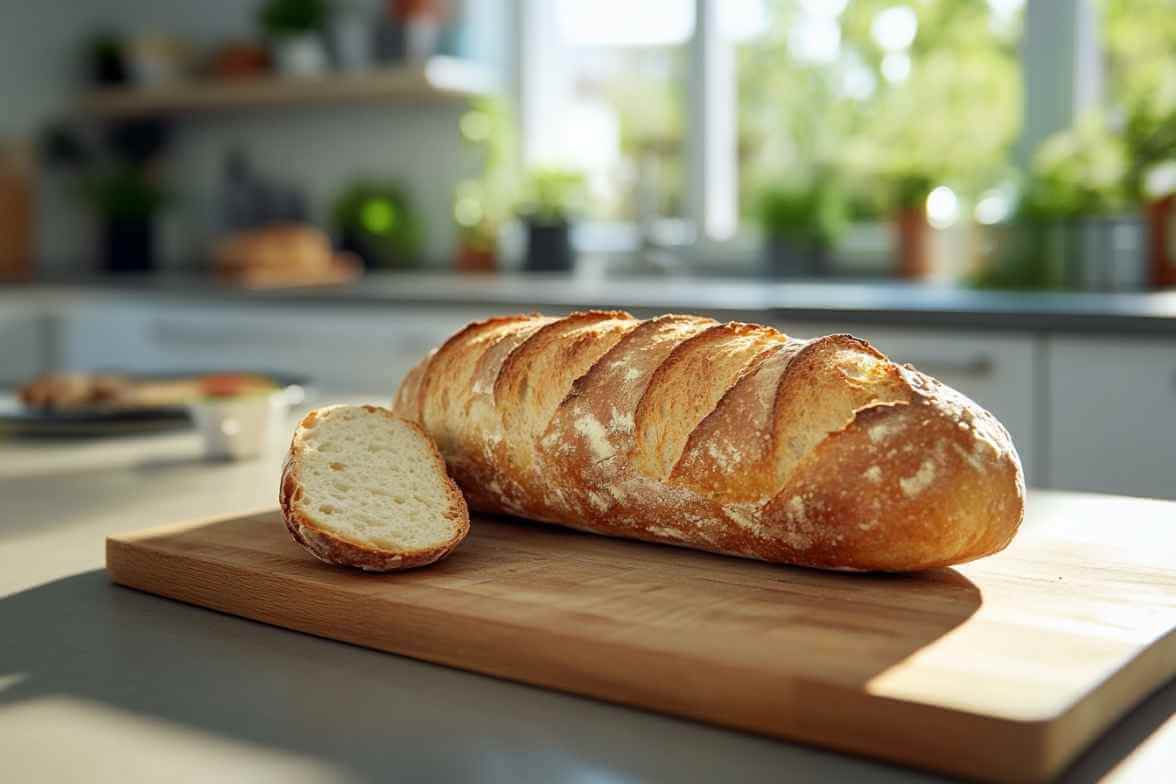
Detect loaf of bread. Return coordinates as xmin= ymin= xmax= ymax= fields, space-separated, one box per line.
xmin=391 ymin=312 xmax=1024 ymax=571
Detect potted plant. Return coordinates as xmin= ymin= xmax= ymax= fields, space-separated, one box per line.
xmin=87 ymin=33 xmax=128 ymax=86
xmin=757 ymin=177 xmax=847 ymax=278
xmin=517 ymin=168 xmax=586 ymax=273
xmin=453 ymin=179 xmax=499 ymax=273
xmin=332 ymin=180 xmax=423 ymax=269
xmin=259 ymin=0 xmax=329 ymax=76
xmin=1124 ymin=87 xmax=1176 ymax=287
xmin=453 ymin=97 xmax=519 ymax=273
xmin=328 ymin=0 xmax=375 ymax=72
xmin=82 ymin=166 xmax=170 ymax=274
xmin=1019 ymin=114 xmax=1137 ymax=290
xmin=884 ymin=173 xmax=936 ymax=280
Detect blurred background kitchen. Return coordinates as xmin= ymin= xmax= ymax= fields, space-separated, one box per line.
xmin=0 ymin=0 xmax=1173 ymax=498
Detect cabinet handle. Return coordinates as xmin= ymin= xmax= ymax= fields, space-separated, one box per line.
xmin=900 ymin=355 xmax=994 ymax=378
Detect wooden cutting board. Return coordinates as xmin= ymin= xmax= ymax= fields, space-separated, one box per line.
xmin=106 ymin=496 xmax=1176 ymax=783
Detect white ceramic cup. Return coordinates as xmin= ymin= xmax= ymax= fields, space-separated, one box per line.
xmin=188 ymin=391 xmax=293 ymax=461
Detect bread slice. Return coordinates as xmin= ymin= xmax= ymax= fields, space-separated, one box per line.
xmin=280 ymin=405 xmax=469 ymax=571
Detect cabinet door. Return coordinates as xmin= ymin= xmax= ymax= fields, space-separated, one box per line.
xmin=63 ymin=302 xmax=499 ymax=394
xmin=773 ymin=322 xmax=1040 ymax=483
xmin=0 ymin=309 xmax=50 ymax=385
xmin=60 ymin=303 xmax=165 ymax=372
xmin=1047 ymin=336 xmax=1176 ymax=499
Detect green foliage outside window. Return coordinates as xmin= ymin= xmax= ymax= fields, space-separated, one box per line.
xmin=739 ymin=0 xmax=1022 ymax=222
xmin=1101 ymin=0 xmax=1176 ymax=201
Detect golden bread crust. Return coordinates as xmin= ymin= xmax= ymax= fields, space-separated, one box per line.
xmin=392 ymin=313 xmax=1025 ymax=572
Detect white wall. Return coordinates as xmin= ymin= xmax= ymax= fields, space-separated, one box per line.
xmin=0 ymin=0 xmax=505 ymax=272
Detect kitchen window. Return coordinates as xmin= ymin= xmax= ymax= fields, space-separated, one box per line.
xmin=515 ymin=0 xmax=1159 ymax=264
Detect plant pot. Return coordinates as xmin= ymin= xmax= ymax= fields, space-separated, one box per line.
xmin=375 ymin=17 xmax=406 ymax=62
xmin=456 ymin=242 xmax=496 ymax=273
xmin=340 ymin=227 xmax=417 ymax=270
xmin=524 ymin=220 xmax=573 ymax=272
xmin=103 ymin=217 xmax=155 ymax=274
xmin=403 ymin=17 xmax=441 ymax=62
xmin=330 ymin=12 xmax=374 ymax=72
xmin=1147 ymin=195 xmax=1175 ymax=288
xmin=895 ymin=207 xmax=930 ymax=279
xmin=272 ymin=34 xmax=329 ymax=77
xmin=1066 ymin=216 xmax=1147 ymax=291
xmin=763 ymin=236 xmax=827 ymax=278
xmin=92 ymin=48 xmax=128 ymax=86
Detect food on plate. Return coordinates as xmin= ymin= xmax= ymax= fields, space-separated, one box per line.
xmin=391 ymin=311 xmax=1025 ymax=572
xmin=17 ymin=373 xmax=131 ymax=411
xmin=17 ymin=372 xmax=278 ymax=412
xmin=195 ymin=373 xmax=278 ymax=399
xmin=280 ymin=404 xmax=470 ymax=571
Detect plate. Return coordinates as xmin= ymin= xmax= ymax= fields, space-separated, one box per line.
xmin=0 ymin=372 xmax=308 ymax=438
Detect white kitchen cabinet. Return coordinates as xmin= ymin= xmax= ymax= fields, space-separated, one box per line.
xmin=773 ymin=321 xmax=1040 ymax=483
xmin=1046 ymin=336 xmax=1176 ymax=499
xmin=60 ymin=302 xmax=498 ymax=393
xmin=0 ymin=307 xmax=50 ymax=385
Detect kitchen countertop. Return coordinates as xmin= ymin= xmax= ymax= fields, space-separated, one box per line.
xmin=8 ymin=272 xmax=1176 ymax=334
xmin=2 ymin=404 xmax=1174 ymax=783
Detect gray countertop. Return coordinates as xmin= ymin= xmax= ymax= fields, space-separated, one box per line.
xmin=9 ymin=272 xmax=1176 ymax=334
xmin=2 ymin=398 xmax=1174 ymax=783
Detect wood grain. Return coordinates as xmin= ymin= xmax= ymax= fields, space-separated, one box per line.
xmin=106 ymin=506 xmax=1176 ymax=784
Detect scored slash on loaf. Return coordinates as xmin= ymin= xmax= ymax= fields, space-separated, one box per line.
xmin=392 ymin=312 xmax=1025 ymax=572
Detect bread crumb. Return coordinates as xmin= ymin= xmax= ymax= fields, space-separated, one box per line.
xmin=899 ymin=459 xmax=938 ymax=497
xmin=862 ymin=465 xmax=883 ymax=483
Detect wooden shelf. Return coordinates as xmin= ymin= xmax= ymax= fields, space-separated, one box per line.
xmin=78 ymin=57 xmax=495 ymax=119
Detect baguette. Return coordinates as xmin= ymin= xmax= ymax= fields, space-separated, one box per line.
xmin=392 ymin=312 xmax=1024 ymax=571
